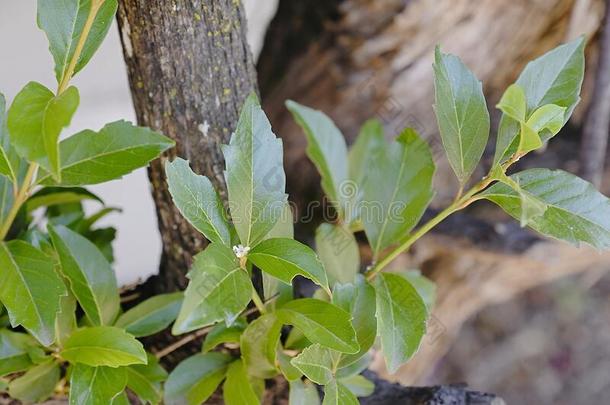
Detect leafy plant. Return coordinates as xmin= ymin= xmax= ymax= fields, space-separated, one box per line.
xmin=1 ymin=2 xmax=607 ymax=405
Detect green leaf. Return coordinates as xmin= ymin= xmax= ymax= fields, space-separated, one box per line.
xmin=339 ymin=374 xmax=374 ymax=397
xmin=481 ymin=168 xmax=610 ymax=248
xmin=249 ymin=237 xmax=330 ymax=294
xmin=26 ymin=186 xmax=102 ymax=213
xmin=291 ymin=343 xmax=338 ymax=385
xmin=0 ymin=94 xmax=26 ymax=225
xmin=61 ymin=326 xmax=147 ymax=367
xmin=336 ymin=353 xmax=372 ymax=379
xmin=289 ymin=379 xmax=321 ymax=405
xmin=127 ymin=355 xmax=167 ymax=405
xmin=0 ymin=145 xmax=12 ymax=183
xmin=433 ymin=46 xmax=490 ymax=185
xmin=173 ymin=243 xmax=252 ymax=334
xmin=223 ymin=359 xmax=262 ymax=405
xmin=278 ymin=351 xmax=302 ymax=382
xmin=37 ymin=0 xmax=118 ymax=82
xmin=49 ymin=224 xmax=119 ymax=326
xmin=8 ymin=359 xmax=59 ymax=403
xmin=496 ymin=84 xmax=526 ymax=122
xmin=202 ymin=318 xmax=247 ymax=352
xmin=0 ymin=330 xmax=38 ymax=376
xmin=400 ymin=271 xmax=437 ymax=311
xmin=286 ymin=100 xmax=349 ymax=217
xmin=115 ymin=292 xmax=183 ymax=337
xmin=240 ymin=314 xmax=282 ymax=378
xmin=316 ymin=223 xmax=360 ymax=286
xmin=223 ymin=93 xmax=287 ymax=247
xmin=332 ymin=276 xmax=376 ymax=367
xmin=55 ymin=291 xmax=78 ymax=345
xmin=361 ymin=128 xmax=434 ymax=257
xmin=348 ymin=119 xmax=385 ymax=188
xmin=526 ymin=104 xmax=566 ymax=136
xmin=263 ymin=200 xmax=294 ymax=240
xmin=166 ymin=158 xmax=232 ymax=245
xmin=0 ymin=241 xmax=68 ymax=346
xmin=7 ymin=82 xmax=79 ymax=179
xmin=277 ymin=298 xmax=359 ymax=354
xmin=373 ymin=273 xmax=428 ymax=372
xmin=69 ymin=364 xmax=127 ymax=405
xmin=322 ymin=379 xmax=358 ymax=405
xmin=165 ymin=353 xmax=231 ymax=405
xmin=495 ymin=37 xmax=585 ymax=163
xmin=38 ymin=120 xmax=174 ymax=186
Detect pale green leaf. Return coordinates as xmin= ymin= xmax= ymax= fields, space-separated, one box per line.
xmin=223 ymin=93 xmax=287 ymax=247
xmin=495 ymin=37 xmax=585 ymax=163
xmin=361 ymin=128 xmax=434 ymax=257
xmin=127 ymin=355 xmax=167 ymax=405
xmin=38 ymin=120 xmax=174 ymax=186
xmin=277 ymin=298 xmax=359 ymax=354
xmin=316 ymin=223 xmax=360 ymax=286
xmin=166 ymin=158 xmax=232 ymax=245
xmin=61 ymin=326 xmax=147 ymax=367
xmin=332 ymin=276 xmax=376 ymax=367
xmin=496 ymin=84 xmax=526 ymax=122
xmin=481 ymin=168 xmax=610 ymax=248
xmin=0 ymin=330 xmax=38 ymax=376
xmin=0 ymin=94 xmax=26 ymax=225
xmin=339 ymin=374 xmax=374 ymax=397
xmin=322 ymin=379 xmax=358 ymax=405
xmin=286 ymin=100 xmax=349 ymax=217
xmin=55 ymin=291 xmax=77 ymax=345
xmin=115 ymin=292 xmax=182 ymax=337
xmin=373 ymin=273 xmax=428 ymax=373
xmin=263 ymin=201 xmax=294 ymax=240
xmin=400 ymin=271 xmax=436 ymax=311
xmin=202 ymin=318 xmax=247 ymax=352
xmin=69 ymin=364 xmax=127 ymax=405
xmin=241 ymin=314 xmax=282 ymax=378
xmin=249 ymin=237 xmax=330 ymax=294
xmin=164 ymin=352 xmax=230 ymax=405
xmin=172 ymin=244 xmax=251 ymax=334
xmin=8 ymin=359 xmax=59 ymax=403
xmin=49 ymin=224 xmax=119 ymax=326
xmin=278 ymin=351 xmax=302 ymax=382
xmin=37 ymin=0 xmax=118 ymax=82
xmin=223 ymin=359 xmax=262 ymax=405
xmin=291 ymin=343 xmax=338 ymax=385
xmin=0 ymin=241 xmax=68 ymax=346
xmin=526 ymin=104 xmax=566 ymax=135
xmin=289 ymin=379 xmax=321 ymax=405
xmin=433 ymin=46 xmax=490 ymax=184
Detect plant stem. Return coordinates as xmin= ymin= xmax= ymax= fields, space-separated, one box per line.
xmin=0 ymin=163 xmax=38 ymax=240
xmin=251 ymin=287 xmax=267 ymax=314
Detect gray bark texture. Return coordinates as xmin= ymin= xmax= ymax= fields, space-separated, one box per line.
xmin=116 ymin=0 xmax=258 ymax=292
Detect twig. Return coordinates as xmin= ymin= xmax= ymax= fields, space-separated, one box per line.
xmin=580 ymin=0 xmax=610 ymax=187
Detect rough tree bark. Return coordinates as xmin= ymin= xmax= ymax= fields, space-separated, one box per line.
xmin=116 ymin=0 xmax=258 ymax=292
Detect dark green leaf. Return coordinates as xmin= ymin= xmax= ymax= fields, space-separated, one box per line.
xmin=49 ymin=224 xmax=119 ymax=325
xmin=166 ymin=158 xmax=232 ymax=245
xmin=481 ymin=168 xmax=610 ymax=248
xmin=277 ymin=298 xmax=359 ymax=354
xmin=127 ymin=354 xmax=167 ymax=405
xmin=202 ymin=318 xmax=247 ymax=352
xmin=291 ymin=343 xmax=338 ymax=385
xmin=69 ymin=364 xmax=127 ymax=405
xmin=0 ymin=240 xmax=68 ymax=346
xmin=38 ymin=120 xmax=174 ymax=186
xmin=286 ymin=100 xmax=349 ymax=217
xmin=61 ymin=326 xmax=147 ymax=367
xmin=115 ymin=292 xmax=182 ymax=337
xmin=37 ymin=0 xmax=118 ymax=82
xmin=495 ymin=37 xmax=585 ymax=163
xmin=0 ymin=94 xmax=26 ymax=225
xmin=249 ymin=237 xmax=330 ymax=294
xmin=361 ymin=128 xmax=434 ymax=258
xmin=240 ymin=314 xmax=282 ymax=378
xmin=289 ymin=379 xmax=320 ymax=405
xmin=164 ymin=352 xmax=231 ymax=405
xmin=8 ymin=359 xmax=59 ymax=403
xmin=322 ymin=379 xmax=358 ymax=405
xmin=433 ymin=46 xmax=490 ymax=184
xmin=173 ymin=244 xmax=251 ymax=334
xmin=373 ymin=273 xmax=427 ymax=372
xmin=223 ymin=93 xmax=287 ymax=247
xmin=333 ymin=276 xmax=376 ymax=367
xmin=223 ymin=359 xmax=262 ymax=405
xmin=316 ymin=223 xmax=360 ymax=286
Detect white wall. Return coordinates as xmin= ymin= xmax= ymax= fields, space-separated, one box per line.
xmin=0 ymin=0 xmax=277 ymax=285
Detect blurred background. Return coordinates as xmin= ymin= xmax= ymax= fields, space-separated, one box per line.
xmin=2 ymin=1 xmax=610 ymax=403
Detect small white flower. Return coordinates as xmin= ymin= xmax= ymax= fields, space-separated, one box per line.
xmin=232 ymin=244 xmax=250 ymax=258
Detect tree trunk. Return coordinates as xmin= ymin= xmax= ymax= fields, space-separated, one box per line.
xmin=116 ymin=0 xmax=258 ymax=292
